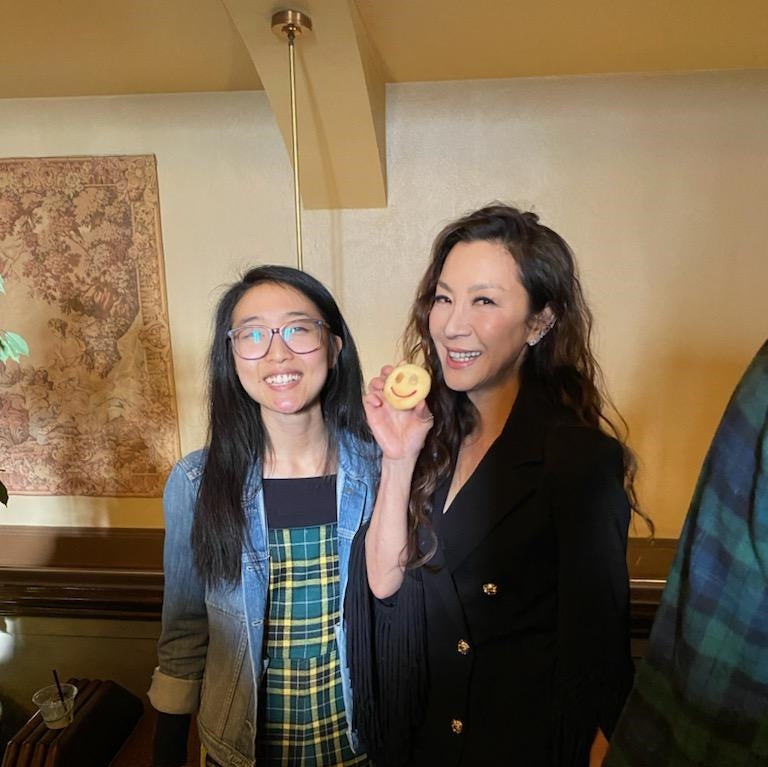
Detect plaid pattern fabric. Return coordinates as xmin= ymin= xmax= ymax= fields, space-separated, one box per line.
xmin=263 ymin=524 xmax=340 ymax=659
xmin=606 ymin=341 xmax=768 ymax=767
xmin=256 ymin=523 xmax=370 ymax=766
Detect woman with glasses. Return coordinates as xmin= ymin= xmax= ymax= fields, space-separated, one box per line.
xmin=348 ymin=204 xmax=648 ymax=767
xmin=148 ymin=265 xmax=377 ymax=767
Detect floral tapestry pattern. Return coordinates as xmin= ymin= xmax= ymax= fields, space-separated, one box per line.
xmin=0 ymin=155 xmax=180 ymax=496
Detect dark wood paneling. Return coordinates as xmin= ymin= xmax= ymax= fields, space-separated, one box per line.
xmin=627 ymin=536 xmax=676 ymax=638
xmin=0 ymin=526 xmax=163 ymax=619
xmin=0 ymin=526 xmax=163 ymax=569
xmin=0 ymin=567 xmax=163 ymax=619
xmin=0 ymin=529 xmax=677 ymax=631
xmin=627 ymin=536 xmax=677 ymax=580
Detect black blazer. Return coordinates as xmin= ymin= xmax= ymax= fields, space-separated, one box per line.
xmin=407 ymin=382 xmax=634 ymax=767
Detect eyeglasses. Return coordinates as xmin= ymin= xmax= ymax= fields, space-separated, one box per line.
xmin=226 ymin=319 xmax=330 ymax=360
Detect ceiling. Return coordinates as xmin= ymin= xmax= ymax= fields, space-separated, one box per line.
xmin=3 ymin=0 xmax=766 ymax=209
xmin=2 ymin=0 xmax=767 ymax=100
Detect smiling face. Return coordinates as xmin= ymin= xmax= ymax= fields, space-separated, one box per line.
xmin=428 ymin=239 xmax=543 ymax=402
xmin=230 ymin=282 xmax=339 ymax=419
xmin=383 ymin=363 xmax=431 ymax=410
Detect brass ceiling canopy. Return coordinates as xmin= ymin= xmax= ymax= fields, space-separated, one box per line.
xmin=271 ymin=10 xmax=313 ymax=40
xmin=271 ymin=10 xmax=313 ymax=271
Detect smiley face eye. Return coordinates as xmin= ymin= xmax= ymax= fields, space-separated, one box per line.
xmin=395 ymin=372 xmax=404 ymax=383
xmin=409 ymin=374 xmax=418 ymax=385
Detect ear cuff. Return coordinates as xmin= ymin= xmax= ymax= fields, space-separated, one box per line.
xmin=527 ymin=315 xmax=556 ymax=347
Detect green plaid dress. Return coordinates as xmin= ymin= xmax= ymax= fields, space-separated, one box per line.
xmin=255 ymin=477 xmax=370 ymax=767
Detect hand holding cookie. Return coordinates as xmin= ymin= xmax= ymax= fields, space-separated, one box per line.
xmin=364 ymin=363 xmax=433 ymax=462
xmin=382 ymin=363 xmax=431 ymax=410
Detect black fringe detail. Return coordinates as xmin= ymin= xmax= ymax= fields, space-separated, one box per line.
xmin=346 ymin=523 xmax=428 ymax=767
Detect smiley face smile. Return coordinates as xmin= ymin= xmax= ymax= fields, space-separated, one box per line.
xmin=390 ymin=378 xmax=418 ymax=399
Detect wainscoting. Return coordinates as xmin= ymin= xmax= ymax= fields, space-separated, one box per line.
xmin=0 ymin=526 xmax=676 ymax=763
xmin=0 ymin=526 xmax=675 ymax=629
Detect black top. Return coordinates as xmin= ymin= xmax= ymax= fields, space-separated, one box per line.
xmin=262 ymin=475 xmax=336 ymax=528
xmin=347 ymin=381 xmax=635 ymax=767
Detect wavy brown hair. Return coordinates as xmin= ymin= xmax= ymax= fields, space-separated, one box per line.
xmin=401 ymin=203 xmax=652 ymax=566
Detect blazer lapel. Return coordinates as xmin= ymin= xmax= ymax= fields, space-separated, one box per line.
xmin=435 ymin=382 xmax=554 ymax=571
xmin=424 ymin=531 xmax=472 ymax=632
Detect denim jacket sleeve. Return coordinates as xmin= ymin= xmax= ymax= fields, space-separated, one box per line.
xmin=147 ymin=456 xmax=209 ymax=714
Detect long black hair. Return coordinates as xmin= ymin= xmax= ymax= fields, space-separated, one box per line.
xmin=402 ymin=203 xmax=652 ymax=565
xmin=191 ymin=265 xmax=371 ymax=585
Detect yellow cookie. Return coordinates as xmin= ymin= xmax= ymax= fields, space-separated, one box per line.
xmin=383 ymin=364 xmax=431 ymax=410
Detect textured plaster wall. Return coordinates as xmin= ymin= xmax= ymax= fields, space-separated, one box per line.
xmin=0 ymin=70 xmax=767 ymax=537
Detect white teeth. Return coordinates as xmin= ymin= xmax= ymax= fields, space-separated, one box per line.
xmin=448 ymin=351 xmax=480 ymax=361
xmin=265 ymin=373 xmax=300 ymax=385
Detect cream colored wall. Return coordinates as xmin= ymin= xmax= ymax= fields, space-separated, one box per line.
xmin=1 ymin=69 xmax=767 ymax=537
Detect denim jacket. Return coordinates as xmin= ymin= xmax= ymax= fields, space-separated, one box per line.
xmin=147 ymin=434 xmax=379 ymax=767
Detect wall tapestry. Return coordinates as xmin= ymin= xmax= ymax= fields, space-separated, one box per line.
xmin=0 ymin=155 xmax=180 ymax=497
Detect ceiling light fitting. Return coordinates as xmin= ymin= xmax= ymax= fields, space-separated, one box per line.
xmin=271 ymin=9 xmax=313 ymax=271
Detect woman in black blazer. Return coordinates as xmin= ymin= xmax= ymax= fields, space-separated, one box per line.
xmin=348 ymin=203 xmax=649 ymax=767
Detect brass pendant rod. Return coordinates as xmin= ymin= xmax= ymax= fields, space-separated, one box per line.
xmin=287 ymin=28 xmax=303 ymax=271
xmin=272 ymin=10 xmax=312 ymax=272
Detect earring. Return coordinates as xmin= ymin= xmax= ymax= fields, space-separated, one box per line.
xmin=527 ymin=316 xmax=556 ymax=347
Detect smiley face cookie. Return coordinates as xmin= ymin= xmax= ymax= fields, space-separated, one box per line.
xmin=383 ymin=363 xmax=431 ymax=410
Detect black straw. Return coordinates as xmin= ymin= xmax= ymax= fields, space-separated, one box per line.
xmin=52 ymin=669 xmax=65 ymax=705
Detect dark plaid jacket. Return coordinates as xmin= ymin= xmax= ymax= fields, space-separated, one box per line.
xmin=606 ymin=340 xmax=768 ymax=767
